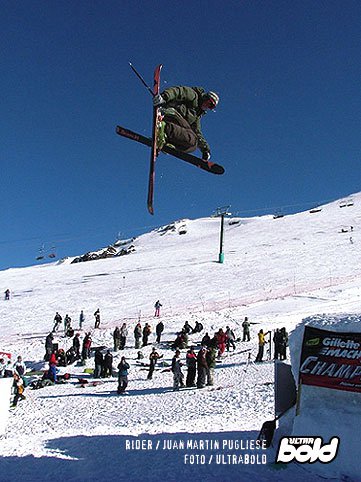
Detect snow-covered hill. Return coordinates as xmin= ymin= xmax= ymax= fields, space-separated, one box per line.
xmin=0 ymin=192 xmax=360 ymax=481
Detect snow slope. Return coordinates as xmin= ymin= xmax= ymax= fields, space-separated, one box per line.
xmin=0 ymin=193 xmax=360 ymax=481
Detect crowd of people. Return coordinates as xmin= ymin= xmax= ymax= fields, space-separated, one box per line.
xmin=2 ymin=301 xmax=289 ymax=406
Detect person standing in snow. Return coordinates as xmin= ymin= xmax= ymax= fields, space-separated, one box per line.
xmin=186 ymin=347 xmax=197 ymax=387
xmin=117 ymin=356 xmax=130 ymax=394
xmin=94 ymin=309 xmax=101 ymax=329
xmin=172 ymin=350 xmax=184 ymax=391
xmin=142 ymin=323 xmax=151 ymax=347
xmin=225 ymin=326 xmax=236 ymax=352
xmin=242 ymin=317 xmax=251 ymax=342
xmin=206 ymin=345 xmax=217 ymax=386
xmin=273 ymin=329 xmax=282 ymax=360
xmin=103 ymin=350 xmax=113 ymax=378
xmin=4 ymin=289 xmax=10 ymax=300
xmin=134 ymin=322 xmax=142 ymax=349
xmin=156 ymin=320 xmax=164 ymax=343
xmin=216 ymin=328 xmax=227 ymax=357
xmin=113 ymin=326 xmax=121 ymax=351
xmin=147 ymin=347 xmax=163 ymax=380
xmin=82 ymin=333 xmax=92 ymax=361
xmin=154 ymin=300 xmax=162 ymax=317
xmin=73 ymin=333 xmax=81 ymax=359
xmin=94 ymin=349 xmax=103 ymax=378
xmin=79 ymin=310 xmax=85 ymax=330
xmin=64 ymin=314 xmax=71 ymax=332
xmin=197 ymin=346 xmax=208 ymax=389
xmin=44 ymin=333 xmax=54 ymax=361
xmin=120 ymin=323 xmax=128 ymax=350
xmin=255 ymin=329 xmax=270 ymax=362
xmin=48 ymin=350 xmax=58 ymax=382
xmin=279 ymin=327 xmax=288 ymax=360
xmin=52 ymin=312 xmax=62 ymax=333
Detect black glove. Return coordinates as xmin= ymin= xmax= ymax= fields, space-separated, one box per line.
xmin=202 ymin=151 xmax=211 ymax=161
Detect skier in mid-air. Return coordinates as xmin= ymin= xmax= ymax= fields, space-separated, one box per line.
xmin=153 ymin=87 xmax=219 ymax=160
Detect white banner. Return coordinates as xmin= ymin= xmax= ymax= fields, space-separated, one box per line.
xmin=0 ymin=378 xmax=13 ymax=435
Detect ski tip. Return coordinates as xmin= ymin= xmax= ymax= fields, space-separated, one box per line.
xmin=147 ymin=205 xmax=154 ymax=215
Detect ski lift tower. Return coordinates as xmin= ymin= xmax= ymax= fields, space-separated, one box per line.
xmin=213 ymin=205 xmax=231 ymax=264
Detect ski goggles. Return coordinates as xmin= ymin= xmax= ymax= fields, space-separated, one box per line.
xmin=204 ymin=97 xmax=217 ymax=110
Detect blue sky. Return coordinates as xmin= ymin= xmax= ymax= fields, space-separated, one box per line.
xmin=1 ymin=0 xmax=361 ymax=269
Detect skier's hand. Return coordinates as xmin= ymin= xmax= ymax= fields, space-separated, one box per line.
xmin=202 ymin=151 xmax=211 ymax=161
xmin=153 ymin=94 xmax=165 ymax=107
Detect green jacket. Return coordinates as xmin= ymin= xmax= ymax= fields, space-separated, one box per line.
xmin=161 ymin=86 xmax=210 ymax=155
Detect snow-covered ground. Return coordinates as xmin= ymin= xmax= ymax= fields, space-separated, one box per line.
xmin=0 ymin=193 xmax=361 ymax=481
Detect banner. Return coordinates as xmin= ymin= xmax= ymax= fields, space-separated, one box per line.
xmin=0 ymin=352 xmax=12 ymax=360
xmin=299 ymin=326 xmax=361 ymax=393
xmin=0 ymin=378 xmax=13 ymax=435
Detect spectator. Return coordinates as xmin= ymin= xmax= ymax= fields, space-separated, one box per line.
xmin=94 ymin=309 xmax=101 ymax=329
xmin=64 ymin=314 xmax=72 ymax=332
xmin=103 ymin=350 xmax=113 ymax=378
xmin=94 ymin=349 xmax=103 ymax=378
xmin=201 ymin=332 xmax=211 ymax=348
xmin=225 ymin=326 xmax=236 ymax=351
xmin=154 ymin=300 xmax=162 ymax=317
xmin=273 ymin=329 xmax=282 ymax=360
xmin=206 ymin=345 xmax=217 ymax=386
xmin=147 ymin=347 xmax=163 ymax=380
xmin=186 ymin=347 xmax=197 ymax=387
xmin=11 ymin=373 xmax=26 ymax=407
xmin=183 ymin=321 xmax=193 ymax=335
xmin=4 ymin=289 xmax=10 ymax=300
xmin=120 ymin=323 xmax=128 ymax=350
xmin=44 ymin=333 xmax=54 ymax=361
xmin=73 ymin=333 xmax=81 ymax=358
xmin=4 ymin=360 xmax=14 ymax=378
xmin=255 ymin=329 xmax=270 ymax=362
xmin=53 ymin=312 xmax=62 ymax=333
xmin=49 ymin=351 xmax=58 ymax=382
xmin=156 ymin=320 xmax=164 ymax=343
xmin=279 ymin=327 xmax=289 ymax=360
xmin=192 ymin=321 xmax=204 ymax=334
xmin=134 ymin=322 xmax=142 ymax=349
xmin=0 ymin=358 xmax=5 ymax=377
xmin=242 ymin=317 xmax=251 ymax=342
xmin=113 ymin=327 xmax=121 ymax=351
xmin=82 ymin=333 xmax=92 ymax=361
xmin=142 ymin=323 xmax=151 ymax=347
xmin=172 ymin=350 xmax=184 ymax=391
xmin=13 ymin=355 xmax=26 ymax=378
xmin=79 ymin=310 xmax=85 ymax=330
xmin=216 ymin=328 xmax=227 ymax=357
xmin=197 ymin=346 xmax=208 ymax=389
xmin=117 ymin=356 xmax=130 ymax=394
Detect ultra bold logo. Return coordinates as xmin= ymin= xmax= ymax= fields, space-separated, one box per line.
xmin=276 ymin=436 xmax=340 ymax=464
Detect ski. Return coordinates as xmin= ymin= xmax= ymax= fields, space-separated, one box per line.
xmin=147 ymin=64 xmax=162 ymax=215
xmin=116 ymin=125 xmax=225 ymax=175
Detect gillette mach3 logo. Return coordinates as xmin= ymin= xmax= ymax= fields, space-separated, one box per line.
xmin=276 ymin=436 xmax=340 ymax=464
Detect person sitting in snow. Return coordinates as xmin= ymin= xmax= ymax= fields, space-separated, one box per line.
xmin=13 ymin=355 xmax=26 ymax=378
xmin=11 ymin=373 xmax=26 ymax=407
